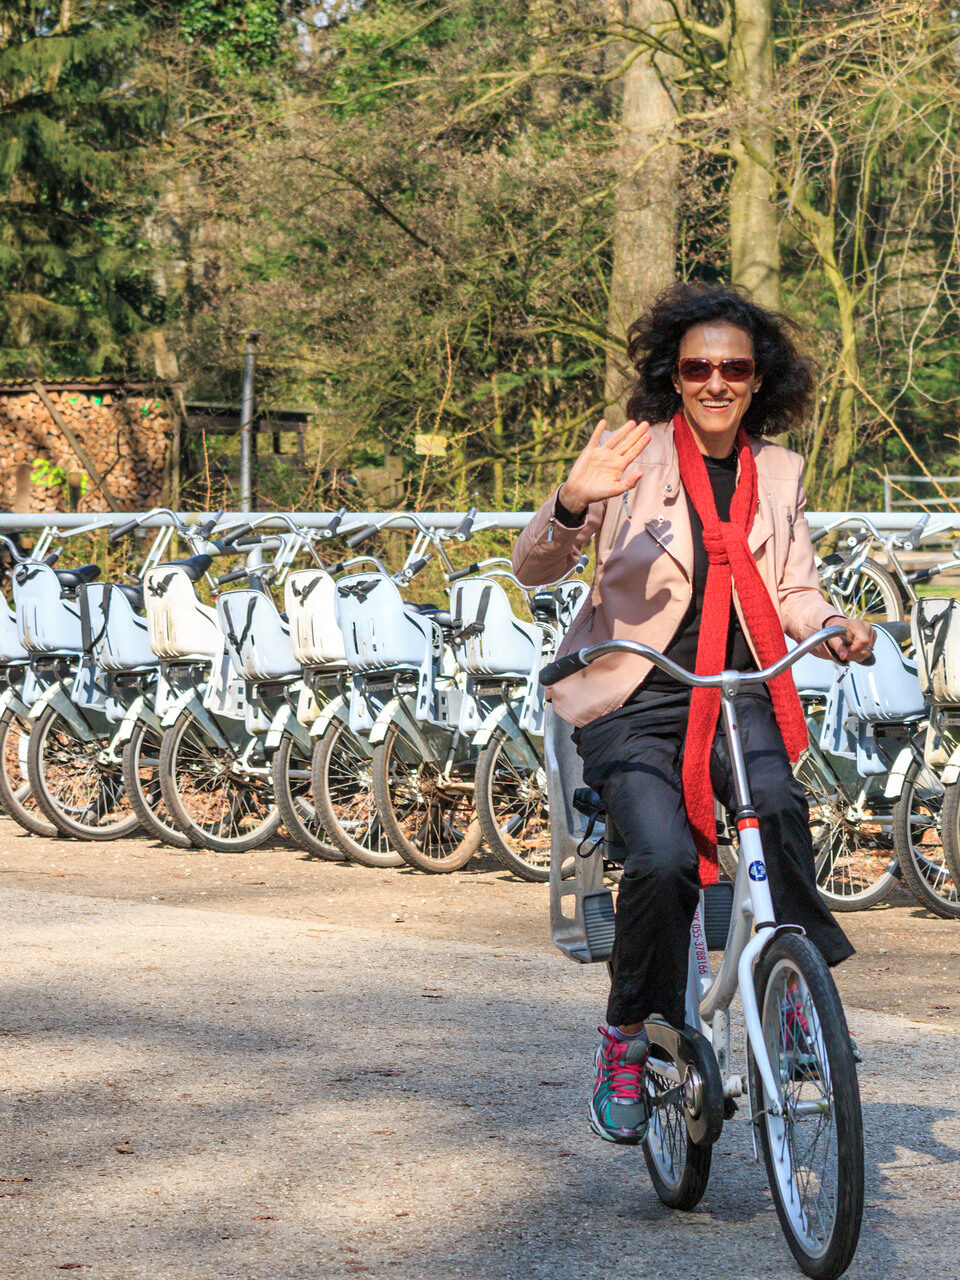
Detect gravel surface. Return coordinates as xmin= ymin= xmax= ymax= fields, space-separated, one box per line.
xmin=0 ymin=818 xmax=958 ymax=1278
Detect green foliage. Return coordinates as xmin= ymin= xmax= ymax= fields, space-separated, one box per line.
xmin=179 ymin=0 xmax=302 ymax=77
xmin=0 ymin=2 xmax=170 ymax=376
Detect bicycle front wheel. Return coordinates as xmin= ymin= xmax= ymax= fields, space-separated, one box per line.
xmin=371 ymin=722 xmax=482 ymax=873
xmin=121 ymin=719 xmax=193 ymax=848
xmin=312 ymin=719 xmax=402 ymax=868
xmin=272 ymin=730 xmax=344 ymax=861
xmin=0 ymin=707 xmax=57 ymax=836
xmin=750 ymin=933 xmax=863 ymax=1279
xmin=27 ymin=705 xmax=140 ymax=840
xmin=475 ymin=725 xmax=551 ymax=882
xmin=797 ymin=749 xmax=898 ymax=911
xmin=834 ymin=558 xmax=903 ymax=624
xmin=159 ymin=711 xmax=281 ymax=853
xmin=894 ymin=757 xmax=960 ymax=919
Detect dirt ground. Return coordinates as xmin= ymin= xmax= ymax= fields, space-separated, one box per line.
xmin=1 ymin=817 xmax=957 ymax=1033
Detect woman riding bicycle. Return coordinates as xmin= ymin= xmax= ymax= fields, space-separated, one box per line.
xmin=512 ymin=282 xmax=873 ymax=1146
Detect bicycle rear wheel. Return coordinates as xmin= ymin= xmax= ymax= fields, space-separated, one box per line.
xmin=0 ymin=707 xmax=56 ymax=836
xmin=750 ymin=933 xmax=863 ymax=1279
xmin=641 ymin=1046 xmax=712 ymax=1211
xmin=834 ymin=558 xmax=903 ymax=624
xmin=893 ymin=756 xmax=960 ymax=918
xmin=371 ymin=722 xmax=482 ymax=873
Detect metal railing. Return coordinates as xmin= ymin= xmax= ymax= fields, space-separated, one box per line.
xmin=883 ymin=474 xmax=960 ymax=512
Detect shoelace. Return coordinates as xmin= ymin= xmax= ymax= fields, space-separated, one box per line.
xmin=597 ymin=1026 xmax=647 ymax=1102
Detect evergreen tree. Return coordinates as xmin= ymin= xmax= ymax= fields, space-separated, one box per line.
xmin=0 ymin=2 xmax=167 ymax=375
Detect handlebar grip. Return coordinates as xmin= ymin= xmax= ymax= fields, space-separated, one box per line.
xmin=43 ymin=548 xmax=63 ymax=566
xmin=214 ymin=567 xmax=249 ymax=587
xmin=447 ymin=563 xmax=480 ymax=583
xmin=219 ymin=522 xmax=254 ymax=546
xmin=454 ymin=506 xmax=477 ymax=540
xmin=902 ymin=515 xmax=929 ymax=548
xmin=846 ymin=529 xmax=870 ymax=546
xmin=233 ymin=536 xmax=268 ymax=550
xmin=195 ymin=508 xmax=226 ymax=540
xmin=908 ymin=567 xmax=937 ymax=585
xmin=810 ymin=526 xmax=831 ymax=545
xmin=539 ymin=651 xmax=590 ymax=687
xmin=108 ymin=518 xmax=140 ymax=544
xmin=324 ymin=508 xmax=347 ymax=538
xmin=346 ymin=522 xmax=380 ymax=549
xmin=405 ymin=555 xmax=432 ymax=577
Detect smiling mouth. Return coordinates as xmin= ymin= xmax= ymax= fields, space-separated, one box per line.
xmin=699 ymin=399 xmax=733 ymax=411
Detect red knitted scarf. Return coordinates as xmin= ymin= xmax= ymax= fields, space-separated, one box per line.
xmin=672 ymin=411 xmax=808 ymax=886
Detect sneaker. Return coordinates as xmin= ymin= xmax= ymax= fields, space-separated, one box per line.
xmin=781 ymin=982 xmax=862 ymax=1076
xmin=589 ymin=1025 xmax=651 ymax=1145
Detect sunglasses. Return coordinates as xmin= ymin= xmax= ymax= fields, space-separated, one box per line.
xmin=677 ymin=357 xmax=756 ymax=383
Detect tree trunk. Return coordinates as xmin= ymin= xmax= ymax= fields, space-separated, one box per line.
xmin=728 ymin=0 xmax=780 ymax=310
xmin=604 ymin=0 xmax=680 ymax=428
xmin=529 ymin=0 xmax=561 ymax=124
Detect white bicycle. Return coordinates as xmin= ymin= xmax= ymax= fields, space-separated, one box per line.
xmin=541 ymin=624 xmax=864 ymax=1280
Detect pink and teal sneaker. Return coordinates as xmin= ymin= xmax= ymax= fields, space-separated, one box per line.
xmin=589 ymin=1025 xmax=651 ymax=1145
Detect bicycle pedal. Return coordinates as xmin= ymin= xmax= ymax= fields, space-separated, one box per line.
xmin=581 ymin=889 xmax=615 ymax=962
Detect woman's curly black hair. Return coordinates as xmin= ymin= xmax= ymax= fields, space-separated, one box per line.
xmin=624 ymin=281 xmax=815 ymax=438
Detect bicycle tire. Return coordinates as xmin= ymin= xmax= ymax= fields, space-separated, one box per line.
xmin=371 ymin=721 xmax=482 ymax=874
xmin=795 ymin=748 xmax=899 ymax=911
xmin=121 ymin=719 xmax=193 ymax=849
xmin=27 ymin=705 xmax=140 ymax=840
xmin=312 ymin=718 xmax=402 ymax=868
xmin=474 ymin=725 xmax=550 ymax=882
xmin=751 ymin=933 xmax=863 ymax=1279
xmin=159 ymin=710 xmax=281 ymax=853
xmin=272 ymin=730 xmax=344 ymax=861
xmin=642 ymin=1045 xmax=712 ymax=1211
xmin=0 ymin=707 xmax=57 ymax=836
xmin=893 ymin=755 xmax=960 ymax=919
xmin=830 ymin=557 xmax=903 ymax=624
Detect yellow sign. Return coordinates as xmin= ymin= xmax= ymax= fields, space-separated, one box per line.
xmin=414 ymin=433 xmax=448 ymax=457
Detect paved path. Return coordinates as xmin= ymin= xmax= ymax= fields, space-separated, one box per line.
xmin=1 ymin=885 xmax=957 ymax=1279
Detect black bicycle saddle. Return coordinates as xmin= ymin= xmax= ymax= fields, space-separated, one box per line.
xmin=54 ymin=564 xmax=101 ymax=590
xmin=156 ymin=554 xmax=212 ymax=583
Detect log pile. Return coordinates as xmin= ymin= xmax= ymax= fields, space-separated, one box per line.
xmin=0 ymin=387 xmax=170 ymax=513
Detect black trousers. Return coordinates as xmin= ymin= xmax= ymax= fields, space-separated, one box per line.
xmin=575 ymin=691 xmax=854 ymax=1030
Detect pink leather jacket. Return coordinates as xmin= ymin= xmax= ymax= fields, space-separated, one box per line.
xmin=511 ymin=420 xmax=839 ymax=726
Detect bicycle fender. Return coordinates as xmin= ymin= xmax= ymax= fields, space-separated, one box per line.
xmin=942 ymin=741 xmax=960 ymax=787
xmin=884 ymin=745 xmax=916 ymax=799
xmin=265 ymin=704 xmax=311 ymax=753
xmin=472 ymin=702 xmax=515 ymax=748
xmin=368 ymin=696 xmax=403 ymax=746
xmin=309 ymin=693 xmax=349 ymax=739
xmin=29 ymin=683 xmax=97 ymax=742
xmin=369 ymin=696 xmax=438 ymax=763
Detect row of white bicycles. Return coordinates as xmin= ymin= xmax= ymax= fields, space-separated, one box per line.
xmin=0 ymin=507 xmax=585 ymax=880
xmin=2 ymin=505 xmax=960 ymax=918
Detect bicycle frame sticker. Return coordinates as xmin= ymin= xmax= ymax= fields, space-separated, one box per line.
xmin=748 ymin=860 xmax=767 ymax=882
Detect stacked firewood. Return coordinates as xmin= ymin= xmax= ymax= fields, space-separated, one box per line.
xmin=0 ymin=388 xmax=170 ymax=513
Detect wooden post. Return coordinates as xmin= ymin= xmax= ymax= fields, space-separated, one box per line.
xmin=31 ymin=381 xmax=121 ymax=511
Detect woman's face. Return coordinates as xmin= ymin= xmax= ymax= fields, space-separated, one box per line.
xmin=672 ymin=321 xmax=762 ymax=456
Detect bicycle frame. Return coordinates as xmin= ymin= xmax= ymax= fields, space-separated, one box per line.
xmin=543 ymin=625 xmax=848 ymax=1126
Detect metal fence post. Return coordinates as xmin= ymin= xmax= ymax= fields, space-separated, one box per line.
xmin=239 ymin=331 xmax=260 ymax=513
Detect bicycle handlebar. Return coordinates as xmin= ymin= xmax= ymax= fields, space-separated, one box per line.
xmin=539 ymin=624 xmax=848 ymax=691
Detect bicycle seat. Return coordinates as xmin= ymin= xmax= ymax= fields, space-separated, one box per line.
xmin=157 ymin=554 xmax=212 ymax=583
xmin=112 ymin=582 xmax=145 ymax=611
xmin=412 ymin=603 xmax=456 ymax=630
xmin=876 ymin=620 xmax=911 ymax=645
xmin=54 ymin=564 xmax=100 ymax=590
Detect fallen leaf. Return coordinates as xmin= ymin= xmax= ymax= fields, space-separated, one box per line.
xmin=55 ymin=1265 xmax=88 ymax=1272
xmin=0 ymin=1176 xmax=30 ymax=1183
xmin=114 ymin=1143 xmax=135 ymax=1155
xmin=538 ymin=1081 xmax=565 ymax=1087
xmin=252 ymin=1214 xmax=277 ymax=1221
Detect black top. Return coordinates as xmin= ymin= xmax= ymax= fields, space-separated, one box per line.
xmin=555 ymin=450 xmax=758 ymax=726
